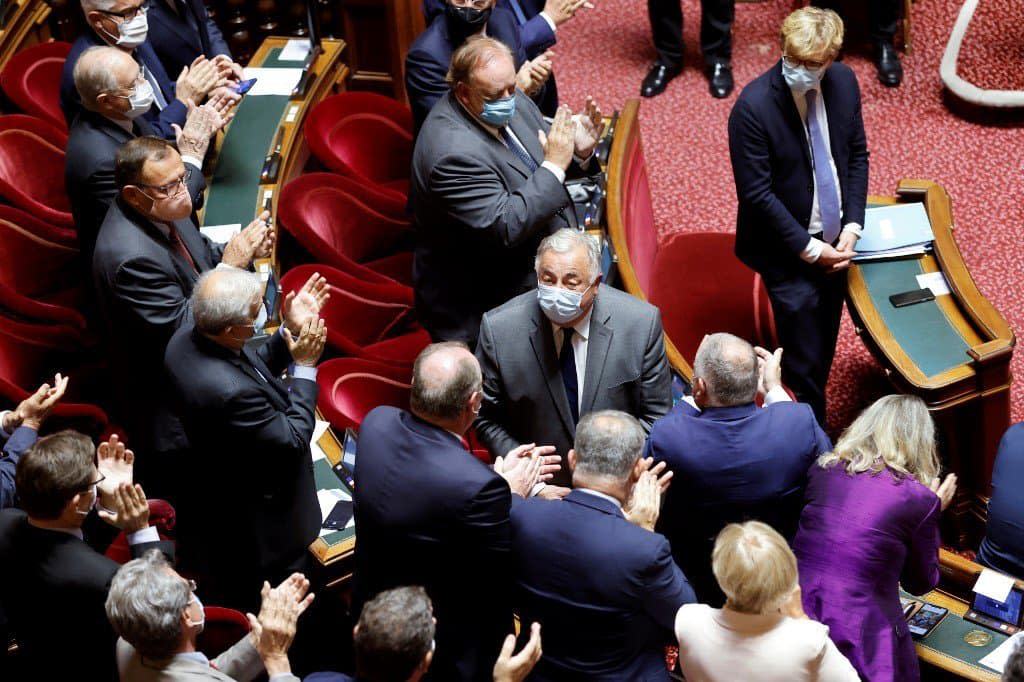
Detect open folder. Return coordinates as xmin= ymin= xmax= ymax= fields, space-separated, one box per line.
xmin=852 ymin=203 xmax=935 ymax=261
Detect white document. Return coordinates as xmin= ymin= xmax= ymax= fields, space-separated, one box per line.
xmin=916 ymin=271 xmax=951 ymax=297
xmin=279 ymin=39 xmax=311 ymax=62
xmin=980 ymin=631 xmax=1024 ymax=672
xmin=975 ymin=568 xmax=1016 ymax=603
xmin=242 ymin=68 xmax=304 ymax=96
xmin=313 ymin=419 xmax=331 ymax=443
xmin=199 ymin=223 xmax=241 ymax=243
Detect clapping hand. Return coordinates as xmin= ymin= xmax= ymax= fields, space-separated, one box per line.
xmin=98 ymin=482 xmax=149 ymax=533
xmin=493 ymin=622 xmax=543 ymax=682
xmin=495 ymin=444 xmax=544 ymax=498
xmin=221 ymin=210 xmax=272 ymax=268
xmin=97 ymin=434 xmax=135 ymax=510
xmin=929 ymin=473 xmax=958 ymax=512
xmin=516 ymin=51 xmax=554 ymax=96
xmin=539 ymin=106 xmax=575 ymax=171
xmin=625 ymin=458 xmax=672 ymax=531
xmin=542 ymin=0 xmax=594 ymax=26
xmin=283 ymin=317 xmax=327 ymax=367
xmin=283 ymin=272 xmax=330 ymax=336
xmin=173 ymin=94 xmax=235 ymax=160
xmin=753 ymin=346 xmax=784 ymax=398
xmin=573 ymin=96 xmax=605 ymax=159
xmin=13 ymin=373 xmax=68 ymax=431
xmin=246 ymin=573 xmax=315 ymax=677
xmin=176 ymin=56 xmax=231 ymax=105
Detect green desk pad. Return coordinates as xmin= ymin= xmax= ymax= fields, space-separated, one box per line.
xmin=903 ymin=592 xmax=1006 ymax=674
xmin=203 ymin=47 xmax=297 ymax=227
xmin=313 ymin=456 xmax=354 ymax=548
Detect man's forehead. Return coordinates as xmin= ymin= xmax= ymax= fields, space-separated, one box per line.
xmin=142 ymin=153 xmax=184 ymax=182
xmin=110 ymin=0 xmax=145 ymax=12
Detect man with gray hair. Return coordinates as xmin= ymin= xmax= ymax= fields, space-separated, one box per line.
xmin=645 ymin=332 xmax=831 ymax=605
xmin=475 ymin=227 xmax=672 ymax=490
xmin=510 ymin=410 xmax=695 ymax=680
xmin=107 ymin=549 xmax=310 ymax=681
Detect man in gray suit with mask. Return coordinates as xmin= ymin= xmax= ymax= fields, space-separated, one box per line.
xmin=475 ymin=229 xmax=673 ymax=493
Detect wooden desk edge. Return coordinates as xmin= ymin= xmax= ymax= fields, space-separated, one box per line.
xmin=308 ymin=410 xmax=356 ymax=565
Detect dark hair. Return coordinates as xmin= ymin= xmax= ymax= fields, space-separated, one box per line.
xmin=355 ymin=587 xmax=435 ymax=681
xmin=409 ymin=342 xmax=480 ymax=421
xmin=15 ymin=430 xmax=96 ymax=519
xmin=1004 ymin=639 xmax=1024 ymax=682
xmin=115 ymin=136 xmax=175 ymax=190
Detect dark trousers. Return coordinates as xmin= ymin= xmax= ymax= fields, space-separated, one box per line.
xmin=647 ymin=0 xmax=735 ymax=68
xmin=816 ymin=0 xmax=901 ymax=43
xmin=763 ymin=265 xmax=846 ymax=426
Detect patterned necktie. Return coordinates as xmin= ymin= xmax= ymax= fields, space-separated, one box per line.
xmin=500 ymin=127 xmax=539 ymax=172
xmin=805 ymin=90 xmax=841 ymax=244
xmin=559 ymin=327 xmax=579 ymax=424
xmin=166 ymin=223 xmax=198 ymax=274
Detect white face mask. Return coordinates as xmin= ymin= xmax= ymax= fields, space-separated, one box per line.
xmin=781 ymin=59 xmax=825 ymax=94
xmin=117 ymin=78 xmax=154 ymax=119
xmin=101 ymin=10 xmax=149 ymax=49
xmin=537 ymin=283 xmax=592 ymax=326
xmin=188 ymin=594 xmax=205 ymax=634
xmin=75 ymin=484 xmax=98 ymax=516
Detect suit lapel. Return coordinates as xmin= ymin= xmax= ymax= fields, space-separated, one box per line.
xmin=133 ymin=116 xmax=157 ymax=137
xmin=239 ymin=346 xmax=290 ymax=409
xmin=770 ymin=63 xmax=811 ymax=170
xmin=174 ymin=218 xmax=215 ymax=271
xmin=579 ymin=295 xmax=612 ymax=413
xmin=125 ymin=205 xmax=199 ymax=287
xmin=528 ymin=306 xmax=575 ymax=437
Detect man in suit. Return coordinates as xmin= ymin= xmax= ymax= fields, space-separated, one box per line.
xmin=353 ymin=342 xmax=550 ymax=681
xmin=92 ymin=136 xmax=272 ymax=494
xmin=67 ymin=46 xmax=229 ymax=259
xmin=642 ymin=0 xmax=735 ymax=98
xmin=146 ymin=0 xmax=241 ymax=84
xmin=405 ymin=0 xmax=551 ymax=135
xmin=979 ymin=423 xmax=1024 ymax=579
xmin=645 ymin=332 xmax=832 ymax=604
xmin=108 ymin=550 xmax=310 ymax=681
xmin=164 ymin=268 xmax=326 ymax=611
xmin=511 ymin=410 xmax=696 ymax=680
xmin=475 ymin=228 xmax=672 ymax=490
xmin=0 ymin=429 xmax=172 ymax=680
xmin=412 ymin=37 xmax=603 ymax=345
xmin=816 ymin=0 xmax=905 ymax=86
xmin=61 ymin=0 xmax=234 ymax=139
xmin=728 ymin=6 xmax=869 ymax=424
xmin=0 ymin=374 xmax=67 ymax=510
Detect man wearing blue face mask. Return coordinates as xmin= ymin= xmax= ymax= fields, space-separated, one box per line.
xmin=412 ymin=38 xmax=604 ymax=348
xmin=475 ymin=229 xmax=672 ymax=491
xmin=728 ymin=7 xmax=869 ymax=426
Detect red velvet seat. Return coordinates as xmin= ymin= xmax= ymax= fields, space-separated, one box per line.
xmin=278 ymin=173 xmax=414 ymax=286
xmin=196 ymin=606 xmax=251 ymax=659
xmin=280 ymin=264 xmax=429 ymax=366
xmin=304 ymin=93 xmax=413 ymax=205
xmin=0 ymin=42 xmax=72 ymax=132
xmin=0 ymin=115 xmax=72 ymax=228
xmin=317 ymin=357 xmax=412 ymax=433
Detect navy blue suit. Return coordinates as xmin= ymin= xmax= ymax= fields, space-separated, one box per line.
xmin=61 ymin=32 xmax=187 ymax=141
xmin=511 ymin=489 xmax=695 ymax=681
xmin=0 ymin=425 xmax=38 ymax=510
xmin=646 ymin=399 xmax=830 ymax=604
xmin=146 ymin=0 xmax=232 ymax=82
xmin=979 ymin=423 xmax=1024 ymax=579
xmin=728 ymin=61 xmax=869 ymax=422
xmin=353 ymin=406 xmax=515 ymax=682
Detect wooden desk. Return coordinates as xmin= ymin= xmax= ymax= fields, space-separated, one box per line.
xmin=308 ymin=415 xmax=356 ymax=573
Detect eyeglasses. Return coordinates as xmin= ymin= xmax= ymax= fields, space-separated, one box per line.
xmin=98 ymin=3 xmax=147 ymax=21
xmin=450 ymin=0 xmax=490 ymax=8
xmin=139 ymin=168 xmax=192 ymax=199
xmin=782 ymin=55 xmax=830 ymax=70
xmin=82 ymin=472 xmax=106 ymax=491
xmin=106 ymin=71 xmax=147 ymax=98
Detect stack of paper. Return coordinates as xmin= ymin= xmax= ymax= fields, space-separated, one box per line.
xmin=852 ymin=202 xmax=935 ymax=262
xmin=980 ymin=631 xmax=1024 ymax=672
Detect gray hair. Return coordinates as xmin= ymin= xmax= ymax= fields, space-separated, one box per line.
xmin=81 ymin=0 xmax=119 ymax=12
xmin=192 ymin=268 xmax=263 ymax=335
xmin=693 ymin=333 xmax=759 ymax=406
xmin=105 ymin=550 xmax=190 ymax=659
xmin=534 ymin=229 xmax=601 ymax=284
xmin=355 ymin=586 xmax=436 ymax=681
xmin=410 ymin=342 xmax=481 ymax=422
xmin=573 ymin=410 xmax=645 ymax=482
xmin=73 ymin=46 xmax=126 ymax=109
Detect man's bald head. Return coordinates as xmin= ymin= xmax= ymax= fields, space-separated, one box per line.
xmin=693 ymin=333 xmax=760 ymax=406
xmin=410 ymin=342 xmax=482 ymax=423
xmin=74 ymin=46 xmax=138 ymax=111
xmin=192 ymin=268 xmax=263 ymax=335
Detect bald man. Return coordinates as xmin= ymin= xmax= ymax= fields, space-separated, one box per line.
xmin=353 ymin=342 xmax=554 ymax=681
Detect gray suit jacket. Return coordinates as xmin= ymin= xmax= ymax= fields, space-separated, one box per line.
xmin=411 ymin=90 xmax=580 ymax=345
xmin=475 ymin=287 xmax=672 ymax=487
xmin=116 ymin=635 xmax=299 ymax=681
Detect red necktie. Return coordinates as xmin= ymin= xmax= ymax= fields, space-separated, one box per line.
xmin=166 ymin=223 xmax=198 ymax=274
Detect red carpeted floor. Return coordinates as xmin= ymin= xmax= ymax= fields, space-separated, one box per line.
xmin=554 ymin=0 xmax=1024 ymax=434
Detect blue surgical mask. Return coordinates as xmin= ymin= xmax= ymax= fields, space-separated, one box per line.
xmin=538 ymin=283 xmax=591 ymax=326
xmin=480 ymin=94 xmax=516 ymax=127
xmin=781 ymin=60 xmax=824 ymax=94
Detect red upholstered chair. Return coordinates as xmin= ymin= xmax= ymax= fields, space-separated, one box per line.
xmin=304 ymin=93 xmax=414 ymax=205
xmin=278 ymin=173 xmax=414 ymax=285
xmin=280 ymin=264 xmax=430 ymax=365
xmin=196 ymin=607 xmax=251 ymax=659
xmin=317 ymin=358 xmax=412 ymax=433
xmin=0 ymin=42 xmax=73 ymax=132
xmin=0 ymin=115 xmax=73 ymax=228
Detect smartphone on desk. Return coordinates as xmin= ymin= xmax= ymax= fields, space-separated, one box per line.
xmin=908 ymin=603 xmax=948 ymax=638
xmin=322 ymin=500 xmax=353 ymax=530
xmin=233 ymin=78 xmax=257 ymax=95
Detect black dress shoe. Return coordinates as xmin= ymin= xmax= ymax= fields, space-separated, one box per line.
xmin=873 ymin=42 xmax=903 ymax=87
xmin=707 ymin=61 xmax=733 ymax=99
xmin=641 ymin=62 xmax=681 ymax=98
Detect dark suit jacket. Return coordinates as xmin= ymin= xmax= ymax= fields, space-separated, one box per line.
xmin=163 ymin=326 xmax=320 ymax=593
xmin=146 ymin=0 xmax=232 ymax=81
xmin=0 ymin=508 xmax=172 ymax=681
xmin=412 ymin=90 xmax=579 ymax=344
xmin=405 ymin=8 xmax=528 ymax=135
xmin=728 ymin=61 xmax=869 ymax=280
xmin=422 ymin=0 xmax=556 ymax=55
xmin=353 ymin=406 xmax=515 ymax=682
xmin=511 ymin=489 xmax=695 ymax=681
xmin=65 ymin=110 xmax=206 ymax=260
xmin=979 ymin=423 xmax=1024 ymax=579
xmin=646 ymin=399 xmax=831 ymax=604
xmin=61 ymin=32 xmax=187 ymax=140
xmin=0 ymin=426 xmax=37 ymax=510
xmin=92 ymin=198 xmax=223 ymax=453
xmin=475 ymin=287 xmax=672 ymax=487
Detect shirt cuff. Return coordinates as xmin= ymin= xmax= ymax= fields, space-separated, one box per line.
xmin=268 ymin=675 xmax=293 ymax=682
xmin=126 ymin=526 xmax=160 ymax=545
xmin=801 ymin=236 xmax=825 ymax=263
xmin=762 ymin=385 xmax=792 ymax=406
xmin=181 ymin=155 xmax=203 ymax=170
xmin=530 ymin=482 xmax=546 ymax=497
xmin=842 ymin=223 xmax=863 ymax=238
xmin=540 ymin=160 xmax=566 ymax=184
xmin=291 ymin=365 xmax=318 ymax=381
xmin=0 ymin=410 xmax=13 ymax=438
xmin=539 ymin=11 xmax=557 ymax=32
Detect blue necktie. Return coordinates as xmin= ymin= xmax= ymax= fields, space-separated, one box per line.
xmin=506 ymin=0 xmax=528 ymax=25
xmin=500 ymin=127 xmax=539 ymax=172
xmin=559 ymin=328 xmax=579 ymax=424
xmin=805 ymin=90 xmax=841 ymax=244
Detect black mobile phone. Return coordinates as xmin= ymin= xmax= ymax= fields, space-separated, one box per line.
xmin=322 ymin=500 xmax=353 ymax=530
xmin=889 ymin=288 xmax=935 ymax=308
xmin=908 ymin=603 xmax=948 ymax=638
xmin=233 ymin=77 xmax=257 ymax=95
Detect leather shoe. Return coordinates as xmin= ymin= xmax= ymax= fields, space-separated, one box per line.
xmin=707 ymin=61 xmax=734 ymax=99
xmin=873 ymin=42 xmax=903 ymax=87
xmin=641 ymin=62 xmax=681 ymax=98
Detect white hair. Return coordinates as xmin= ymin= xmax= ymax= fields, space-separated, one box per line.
xmin=192 ymin=268 xmax=263 ymax=334
xmin=573 ymin=410 xmax=645 ymax=483
xmin=105 ymin=550 xmax=190 ymax=659
xmin=74 ymin=46 xmax=130 ymax=109
xmin=81 ymin=0 xmax=119 ymax=12
xmin=534 ymin=228 xmax=601 ymax=284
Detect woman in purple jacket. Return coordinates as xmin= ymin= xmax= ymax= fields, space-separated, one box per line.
xmin=792 ymin=395 xmax=957 ymax=681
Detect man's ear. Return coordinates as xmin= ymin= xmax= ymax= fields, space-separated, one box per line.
xmin=468 ymin=390 xmax=483 ymax=416
xmin=567 ymin=448 xmax=577 ymax=473
xmin=630 ymin=457 xmax=645 ymax=483
xmin=692 ymin=377 xmax=708 ymax=407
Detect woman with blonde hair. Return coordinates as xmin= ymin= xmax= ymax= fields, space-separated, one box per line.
xmin=675 ymin=521 xmax=858 ymax=681
xmin=793 ymin=394 xmax=957 ymax=681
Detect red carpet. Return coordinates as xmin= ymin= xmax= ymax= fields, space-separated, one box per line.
xmin=554 ymin=0 xmax=1024 ymax=433
xmin=958 ymin=0 xmax=1024 ymax=90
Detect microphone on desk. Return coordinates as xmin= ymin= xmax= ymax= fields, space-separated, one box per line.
xmin=291 ymin=46 xmax=323 ymax=100
xmin=260 ymin=128 xmax=285 ymax=185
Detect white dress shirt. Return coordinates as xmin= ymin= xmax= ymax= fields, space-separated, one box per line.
xmin=551 ymin=307 xmax=593 ymax=415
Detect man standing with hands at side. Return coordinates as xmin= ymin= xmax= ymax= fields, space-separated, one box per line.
xmin=728 ymin=6 xmax=868 ymax=425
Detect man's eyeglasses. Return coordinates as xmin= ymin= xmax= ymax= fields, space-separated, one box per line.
xmin=98 ymin=3 xmax=147 ymax=21
xmin=82 ymin=472 xmax=106 ymax=491
xmin=139 ymin=168 xmax=192 ymax=199
xmin=782 ymin=55 xmax=829 ymax=70
xmin=106 ymin=72 xmax=147 ymax=98
xmin=450 ymin=0 xmax=490 ymax=8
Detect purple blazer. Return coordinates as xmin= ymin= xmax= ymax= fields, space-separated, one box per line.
xmin=793 ymin=463 xmax=940 ymax=682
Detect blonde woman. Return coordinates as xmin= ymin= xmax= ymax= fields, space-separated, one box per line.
xmin=793 ymin=395 xmax=957 ymax=681
xmin=675 ymin=521 xmax=859 ymax=681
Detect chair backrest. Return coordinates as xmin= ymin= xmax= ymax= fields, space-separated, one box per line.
xmin=0 ymin=42 xmax=72 ymax=132
xmin=0 ymin=115 xmax=72 ymax=226
xmin=0 ymin=205 xmax=80 ymax=296
xmin=196 ymin=606 xmax=251 ymax=660
xmin=317 ymin=357 xmax=412 ymax=433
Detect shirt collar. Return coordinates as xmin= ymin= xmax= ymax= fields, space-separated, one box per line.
xmin=575 ymin=487 xmax=623 ymax=511
xmin=48 ymin=526 xmax=84 ymax=541
xmin=550 ymin=305 xmax=594 ymax=342
xmin=175 ymin=651 xmax=210 ymax=666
